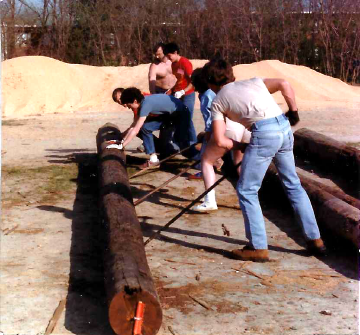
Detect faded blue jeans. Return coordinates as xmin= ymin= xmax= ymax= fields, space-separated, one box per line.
xmin=236 ymin=114 xmax=320 ymax=249
xmin=180 ymin=92 xmax=198 ymax=144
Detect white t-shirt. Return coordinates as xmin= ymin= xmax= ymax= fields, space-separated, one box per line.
xmin=211 ymin=77 xmax=283 ymax=129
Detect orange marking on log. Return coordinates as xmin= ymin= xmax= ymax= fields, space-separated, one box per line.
xmin=133 ymin=301 xmax=145 ymax=335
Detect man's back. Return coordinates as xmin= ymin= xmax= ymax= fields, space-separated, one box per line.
xmin=139 ymin=94 xmax=185 ymax=117
xmin=212 ymin=78 xmax=283 ymax=129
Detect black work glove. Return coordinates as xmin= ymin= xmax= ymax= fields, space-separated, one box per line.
xmin=285 ymin=110 xmax=300 ymax=126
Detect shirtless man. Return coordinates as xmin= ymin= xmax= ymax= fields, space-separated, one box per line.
xmin=148 ymin=42 xmax=176 ymax=94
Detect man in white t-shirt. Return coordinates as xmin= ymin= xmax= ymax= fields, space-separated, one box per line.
xmin=203 ymin=59 xmax=326 ymax=262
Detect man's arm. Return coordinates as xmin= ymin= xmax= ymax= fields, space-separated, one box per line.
xmin=173 ymin=58 xmax=194 ymax=98
xmin=182 ymin=59 xmax=194 ymax=94
xmin=212 ymin=118 xmax=247 ymax=152
xmin=122 ymin=116 xmax=147 ymax=148
xmin=263 ymin=78 xmax=298 ymax=111
xmin=121 ymin=115 xmax=138 ymax=139
xmin=263 ymin=78 xmax=300 ymax=125
xmin=148 ymin=64 xmax=157 ymax=94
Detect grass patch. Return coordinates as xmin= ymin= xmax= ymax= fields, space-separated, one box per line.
xmin=2 ymin=120 xmax=26 ymax=127
xmin=2 ymin=164 xmax=78 ymax=208
xmin=346 ymin=142 xmax=360 ymax=149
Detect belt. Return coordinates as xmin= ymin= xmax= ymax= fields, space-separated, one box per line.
xmin=251 ymin=114 xmax=287 ymax=130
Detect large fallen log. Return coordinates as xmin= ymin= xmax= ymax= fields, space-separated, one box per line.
xmin=297 ymin=173 xmax=360 ymax=210
xmin=263 ymin=164 xmax=359 ymax=249
xmin=97 ymin=123 xmax=162 ymax=335
xmin=293 ymin=128 xmax=360 ymax=184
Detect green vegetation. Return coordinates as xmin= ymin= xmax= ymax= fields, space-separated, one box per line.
xmin=346 ymin=142 xmax=360 ymax=149
xmin=2 ymin=164 xmax=78 ymax=208
xmin=2 ymin=120 xmax=26 ymax=127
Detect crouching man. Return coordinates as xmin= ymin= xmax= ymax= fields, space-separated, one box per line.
xmin=120 ymin=87 xmax=197 ymax=169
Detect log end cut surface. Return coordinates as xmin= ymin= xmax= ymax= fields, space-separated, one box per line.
xmin=109 ymin=290 xmax=162 ymax=335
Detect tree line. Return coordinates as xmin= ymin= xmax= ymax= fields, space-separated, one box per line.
xmin=1 ymin=0 xmax=359 ymax=83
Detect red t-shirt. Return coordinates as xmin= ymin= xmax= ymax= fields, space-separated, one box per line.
xmin=172 ymin=57 xmax=194 ymax=95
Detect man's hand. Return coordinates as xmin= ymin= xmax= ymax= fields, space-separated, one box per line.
xmin=174 ymin=90 xmax=185 ymax=99
xmin=285 ymin=110 xmax=300 ymax=126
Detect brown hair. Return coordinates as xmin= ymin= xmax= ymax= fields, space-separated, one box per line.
xmin=112 ymin=87 xmax=124 ymax=103
xmin=153 ymin=42 xmax=165 ymax=53
xmin=191 ymin=67 xmax=209 ymax=95
xmin=120 ymin=87 xmax=144 ymax=104
xmin=203 ymin=59 xmax=235 ymax=87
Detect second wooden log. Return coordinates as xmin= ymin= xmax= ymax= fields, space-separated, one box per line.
xmin=293 ymin=128 xmax=360 ymax=183
xmin=263 ymin=164 xmax=359 ymax=249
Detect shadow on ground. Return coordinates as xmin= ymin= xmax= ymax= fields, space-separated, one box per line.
xmin=226 ymin=166 xmax=359 ymax=281
xmin=41 ymin=152 xmax=115 ymax=335
xmin=38 ymin=151 xmax=358 ymax=335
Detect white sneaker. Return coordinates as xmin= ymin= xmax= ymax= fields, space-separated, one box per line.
xmin=192 ymin=201 xmax=218 ymax=212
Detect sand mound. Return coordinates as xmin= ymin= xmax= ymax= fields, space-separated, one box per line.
xmin=2 ymin=56 xmax=359 ymax=118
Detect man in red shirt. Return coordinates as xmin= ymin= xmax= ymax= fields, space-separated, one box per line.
xmin=164 ymin=43 xmax=198 ymax=146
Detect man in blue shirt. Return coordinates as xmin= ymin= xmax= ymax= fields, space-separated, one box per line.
xmin=120 ymin=87 xmax=197 ymax=168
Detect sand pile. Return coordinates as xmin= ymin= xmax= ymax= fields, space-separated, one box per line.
xmin=2 ymin=56 xmax=360 ymax=118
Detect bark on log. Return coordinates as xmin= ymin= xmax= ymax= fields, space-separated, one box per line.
xmin=293 ymin=128 xmax=360 ymax=183
xmin=97 ymin=123 xmax=162 ymax=335
xmin=264 ymin=164 xmax=359 ymax=249
xmin=299 ymin=174 xmax=360 ymax=210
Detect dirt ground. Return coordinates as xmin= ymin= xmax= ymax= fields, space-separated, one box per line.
xmin=1 ymin=105 xmax=359 ymax=335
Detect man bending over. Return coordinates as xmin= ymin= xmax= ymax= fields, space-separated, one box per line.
xmin=120 ymin=87 xmax=197 ymax=169
xmin=205 ymin=59 xmax=325 ymax=262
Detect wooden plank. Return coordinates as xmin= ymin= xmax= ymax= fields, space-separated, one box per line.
xmin=44 ymin=299 xmax=66 ymax=335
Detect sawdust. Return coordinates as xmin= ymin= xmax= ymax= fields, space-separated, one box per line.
xmin=2 ymin=56 xmax=360 ymax=121
xmin=155 ymin=279 xmax=250 ymax=315
xmin=261 ymin=269 xmax=345 ymax=293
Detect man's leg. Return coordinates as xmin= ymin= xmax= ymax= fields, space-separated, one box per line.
xmin=236 ymin=141 xmax=275 ymax=250
xmin=181 ymin=92 xmax=198 ymax=144
xmin=192 ymin=136 xmax=229 ymax=212
xmin=140 ymin=119 xmax=163 ymax=154
xmin=158 ymin=116 xmax=179 ymax=157
xmin=174 ymin=104 xmax=199 ymax=159
xmin=273 ymin=129 xmax=321 ymax=242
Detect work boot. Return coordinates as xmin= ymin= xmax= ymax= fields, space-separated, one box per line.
xmin=231 ymin=245 xmax=269 ymax=262
xmin=306 ymin=238 xmax=327 ymax=256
